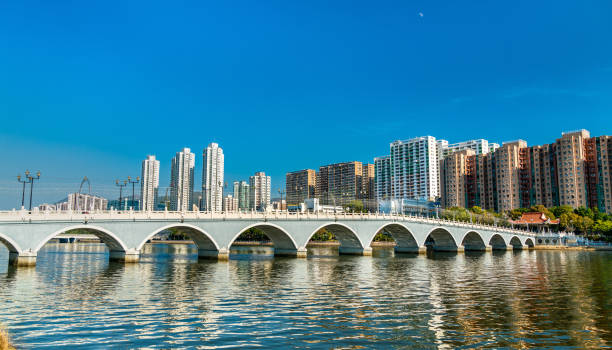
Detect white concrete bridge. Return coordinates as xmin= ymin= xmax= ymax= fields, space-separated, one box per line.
xmin=0 ymin=210 xmax=538 ymax=266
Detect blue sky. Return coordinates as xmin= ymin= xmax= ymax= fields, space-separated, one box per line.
xmin=1 ymin=0 xmax=611 ymax=209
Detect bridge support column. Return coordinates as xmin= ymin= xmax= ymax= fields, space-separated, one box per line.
xmin=485 ymin=245 xmax=493 ymax=252
xmin=456 ymin=246 xmax=465 ymax=253
xmin=275 ymin=247 xmax=308 ymax=258
xmin=109 ymin=249 xmax=140 ymax=263
xmin=9 ymin=251 xmax=37 ymax=267
xmin=505 ymin=245 xmax=514 ymax=251
xmin=217 ymin=248 xmax=230 ymax=261
xmin=339 ymin=247 xmax=372 ymax=256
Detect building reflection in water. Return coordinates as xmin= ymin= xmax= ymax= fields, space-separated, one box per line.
xmin=0 ymin=242 xmax=610 ymax=348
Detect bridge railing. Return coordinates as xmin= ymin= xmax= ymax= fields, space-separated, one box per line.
xmin=0 ymin=209 xmax=540 ymax=237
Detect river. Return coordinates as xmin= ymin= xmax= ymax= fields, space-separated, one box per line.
xmin=0 ymin=243 xmax=610 ymax=348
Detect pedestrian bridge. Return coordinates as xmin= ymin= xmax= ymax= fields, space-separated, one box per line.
xmin=0 ymin=210 xmax=538 ymax=266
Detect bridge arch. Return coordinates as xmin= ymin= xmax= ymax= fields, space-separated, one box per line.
xmin=509 ymin=236 xmax=523 ymax=249
xmin=33 ymin=225 xmax=129 ymax=253
xmin=488 ymin=234 xmax=507 ymax=249
xmin=424 ymin=227 xmax=458 ymax=252
xmin=136 ymin=224 xmax=220 ymax=251
xmin=0 ymin=232 xmax=22 ymax=254
xmin=524 ymin=238 xmax=535 ymax=248
xmin=368 ymin=222 xmax=418 ymax=251
xmin=229 ymin=223 xmax=298 ymax=251
xmin=461 ymin=231 xmax=486 ymax=250
xmin=307 ymin=222 xmax=364 ymax=250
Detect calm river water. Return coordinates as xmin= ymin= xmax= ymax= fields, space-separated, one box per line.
xmin=0 ymin=243 xmax=610 ymax=349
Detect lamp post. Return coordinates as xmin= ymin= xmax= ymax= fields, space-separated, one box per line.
xmin=17 ymin=171 xmax=32 ymax=209
xmin=128 ymin=176 xmax=140 ymax=210
xmin=115 ymin=179 xmax=128 ymax=210
xmin=278 ymin=188 xmax=285 ymax=211
xmin=27 ymin=171 xmax=41 ymax=211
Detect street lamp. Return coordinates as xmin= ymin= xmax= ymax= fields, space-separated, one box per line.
xmin=128 ymin=176 xmax=140 ymax=210
xmin=17 ymin=171 xmax=32 ymax=209
xmin=278 ymin=188 xmax=285 ymax=211
xmin=27 ymin=171 xmax=41 ymax=211
xmin=115 ymin=179 xmax=128 ymax=210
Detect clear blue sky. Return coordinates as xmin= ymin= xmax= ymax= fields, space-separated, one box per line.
xmin=0 ymin=0 xmax=611 ymax=209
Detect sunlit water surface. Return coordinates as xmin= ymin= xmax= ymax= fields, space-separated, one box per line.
xmin=0 ymin=243 xmax=610 ymax=349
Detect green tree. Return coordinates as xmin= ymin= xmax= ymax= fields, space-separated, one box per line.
xmin=345 ymin=200 xmax=364 ymax=213
xmin=470 ymin=206 xmax=483 ymax=215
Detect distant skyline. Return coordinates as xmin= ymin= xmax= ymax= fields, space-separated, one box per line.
xmin=1 ymin=0 xmax=611 ymax=209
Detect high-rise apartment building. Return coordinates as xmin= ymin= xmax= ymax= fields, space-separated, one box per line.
xmin=389 ymin=136 xmax=440 ymax=201
xmin=555 ymin=130 xmax=589 ymax=208
xmin=202 ymin=143 xmax=224 ymax=212
xmin=170 ymin=148 xmax=195 ymax=211
xmin=249 ymin=172 xmax=271 ymax=211
xmin=316 ymin=161 xmax=375 ymax=209
xmin=285 ymin=169 xmax=316 ymax=206
xmin=440 ymin=149 xmax=474 ymax=208
xmin=223 ymin=195 xmax=239 ymax=212
xmin=361 ymin=163 xmax=375 ymax=210
xmin=440 ymin=139 xmax=493 ymax=159
xmin=374 ymin=155 xmax=392 ymax=202
xmin=140 ymin=155 xmax=160 ymax=211
xmin=439 ymin=130 xmax=612 ymax=214
xmin=233 ymin=181 xmax=250 ymax=210
xmin=585 ymin=135 xmax=612 ymax=213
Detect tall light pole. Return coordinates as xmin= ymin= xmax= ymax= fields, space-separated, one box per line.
xmin=278 ymin=189 xmax=285 ymax=211
xmin=115 ymin=179 xmax=128 ymax=210
xmin=17 ymin=171 xmax=32 ymax=209
xmin=128 ymin=176 xmax=140 ymax=210
xmin=27 ymin=171 xmax=41 ymax=211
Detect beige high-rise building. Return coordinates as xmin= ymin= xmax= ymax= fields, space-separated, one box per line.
xmin=223 ymin=195 xmax=239 ymax=212
xmin=439 ymin=130 xmax=612 ymax=214
xmin=555 ymin=130 xmax=589 ymax=208
xmin=285 ymin=169 xmax=316 ymax=206
xmin=440 ymin=149 xmax=474 ymax=208
xmin=493 ymin=140 xmax=528 ymax=212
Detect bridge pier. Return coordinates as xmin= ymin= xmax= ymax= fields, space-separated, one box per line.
xmin=109 ymin=249 xmax=140 ymax=263
xmin=505 ymin=245 xmax=515 ymax=251
xmin=9 ymin=251 xmax=37 ymax=267
xmin=339 ymin=247 xmax=372 ymax=256
xmin=485 ymin=245 xmax=493 ymax=252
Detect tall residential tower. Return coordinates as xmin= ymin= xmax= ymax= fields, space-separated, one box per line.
xmin=202 ymin=143 xmax=224 ymax=212
xmin=140 ymin=155 xmax=160 ymax=211
xmin=170 ymin=148 xmax=195 ymax=211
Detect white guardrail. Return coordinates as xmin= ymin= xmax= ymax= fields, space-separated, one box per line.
xmin=0 ymin=209 xmax=548 ymax=238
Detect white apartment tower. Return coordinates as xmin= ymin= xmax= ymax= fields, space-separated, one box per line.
xmin=141 ymin=155 xmax=160 ymax=211
xmin=249 ymin=171 xmax=271 ymax=211
xmin=390 ymin=136 xmax=440 ymax=201
xmin=202 ymin=143 xmax=224 ymax=212
xmin=170 ymin=148 xmax=195 ymax=211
